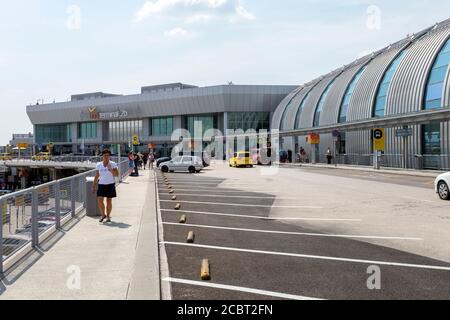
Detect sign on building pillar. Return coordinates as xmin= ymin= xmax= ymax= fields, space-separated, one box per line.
xmin=373 ymin=128 xmax=385 ymax=169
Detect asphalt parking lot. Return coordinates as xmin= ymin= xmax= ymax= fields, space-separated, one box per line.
xmin=156 ymin=166 xmax=450 ymax=300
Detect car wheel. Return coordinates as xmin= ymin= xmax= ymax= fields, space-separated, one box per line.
xmin=438 ymin=181 xmax=450 ymax=200
xmin=196 ymin=170 xmax=201 ymax=173
xmin=188 ymin=166 xmax=196 ymax=174
xmin=161 ymin=166 xmax=169 ymax=173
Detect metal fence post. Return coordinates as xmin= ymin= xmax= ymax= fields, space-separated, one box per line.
xmin=55 ymin=181 xmax=61 ymax=230
xmin=0 ymin=198 xmax=4 ymax=275
xmin=71 ymin=179 xmax=76 ymax=218
xmin=31 ymin=188 xmax=39 ymax=248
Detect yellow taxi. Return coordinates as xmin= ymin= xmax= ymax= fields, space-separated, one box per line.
xmin=32 ymin=152 xmax=51 ymax=161
xmin=229 ymin=151 xmax=253 ymax=168
xmin=0 ymin=153 xmax=12 ymax=161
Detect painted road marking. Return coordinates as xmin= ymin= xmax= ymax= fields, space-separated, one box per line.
xmin=162 ymin=277 xmax=323 ymax=300
xmin=159 ymin=200 xmax=322 ymax=209
xmin=165 ymin=194 xmax=296 ymax=200
xmin=401 ymin=196 xmax=434 ymax=203
xmin=161 ymin=209 xmax=361 ymax=222
xmin=158 ymin=188 xmax=282 ymax=194
xmin=161 ymin=242 xmax=450 ymax=271
xmin=163 ymin=222 xmax=422 ymax=241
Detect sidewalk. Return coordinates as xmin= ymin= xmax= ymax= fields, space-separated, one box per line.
xmin=281 ymin=162 xmax=445 ymax=178
xmin=0 ymin=170 xmax=160 ymax=300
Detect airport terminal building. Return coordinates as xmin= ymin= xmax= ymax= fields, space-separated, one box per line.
xmin=273 ymin=19 xmax=450 ymax=170
xmin=26 ymin=83 xmax=296 ymax=157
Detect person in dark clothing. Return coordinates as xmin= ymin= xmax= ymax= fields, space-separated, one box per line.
xmin=326 ymin=148 xmax=333 ymax=165
xmin=143 ymin=153 xmax=149 ymax=170
xmin=133 ymin=153 xmax=139 ymax=176
xmin=288 ymin=150 xmax=293 ymax=163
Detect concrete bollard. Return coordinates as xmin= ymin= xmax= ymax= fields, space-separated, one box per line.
xmin=187 ymin=231 xmax=195 ymax=243
xmin=171 ymin=195 xmax=177 ymax=201
xmin=201 ymin=259 xmax=211 ymax=281
xmin=179 ymin=215 xmax=186 ymax=223
xmin=175 ymin=203 xmax=181 ymax=210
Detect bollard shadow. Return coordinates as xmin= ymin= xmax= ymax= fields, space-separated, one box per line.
xmin=101 ymin=221 xmax=131 ymax=229
xmin=0 ymin=213 xmax=84 ymax=291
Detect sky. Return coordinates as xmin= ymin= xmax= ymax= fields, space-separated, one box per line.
xmin=0 ymin=0 xmax=449 ymax=145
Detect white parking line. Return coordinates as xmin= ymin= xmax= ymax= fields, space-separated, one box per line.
xmin=161 ymin=242 xmax=450 ymax=271
xmin=168 ymin=194 xmax=296 ymax=200
xmin=158 ymin=187 xmax=282 ymax=194
xmin=162 ymin=277 xmax=323 ymax=300
xmin=161 ymin=209 xmax=361 ymax=222
xmin=163 ymin=222 xmax=422 ymax=241
xmin=401 ymin=196 xmax=434 ymax=203
xmin=159 ymin=200 xmax=322 ymax=209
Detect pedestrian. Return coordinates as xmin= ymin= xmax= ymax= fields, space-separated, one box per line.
xmin=133 ymin=152 xmax=140 ymax=176
xmin=149 ymin=152 xmax=155 ymax=170
xmin=128 ymin=152 xmax=135 ymax=175
xmin=143 ymin=153 xmax=149 ymax=170
xmin=92 ymin=149 xmax=119 ymax=223
xmin=326 ymin=147 xmax=332 ymax=165
xmin=137 ymin=152 xmax=144 ymax=169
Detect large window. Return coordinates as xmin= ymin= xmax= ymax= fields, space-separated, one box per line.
xmin=150 ymin=117 xmax=173 ymax=136
xmin=339 ymin=66 xmax=366 ymax=123
xmin=294 ymin=92 xmax=311 ymax=129
xmin=313 ymin=80 xmax=335 ymax=127
xmin=280 ymin=91 xmax=302 ymax=131
xmin=35 ymin=124 xmax=71 ymax=143
xmin=78 ymin=122 xmax=97 ymax=139
xmin=422 ymin=122 xmax=441 ymax=169
xmin=424 ymin=38 xmax=450 ymax=110
xmin=108 ymin=120 xmax=143 ymax=142
xmin=187 ymin=115 xmax=215 ymax=136
xmin=228 ymin=112 xmax=270 ymax=132
xmin=373 ymin=51 xmax=407 ymax=118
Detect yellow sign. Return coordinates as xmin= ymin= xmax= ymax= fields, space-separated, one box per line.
xmin=373 ymin=128 xmax=385 ymax=151
xmin=133 ymin=134 xmax=140 ymax=146
xmin=15 ymin=195 xmax=25 ymax=207
xmin=17 ymin=143 xmax=29 ymax=149
xmin=307 ymin=133 xmax=320 ymax=145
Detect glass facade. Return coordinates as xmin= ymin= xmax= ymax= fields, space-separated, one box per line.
xmin=313 ymin=80 xmax=335 ymax=127
xmin=228 ymin=112 xmax=270 ymax=132
xmin=78 ymin=122 xmax=97 ymax=139
xmin=339 ymin=66 xmax=366 ymax=123
xmin=187 ymin=115 xmax=215 ymax=136
xmin=294 ymin=92 xmax=310 ymax=129
xmin=424 ymin=38 xmax=450 ymax=110
xmin=422 ymin=122 xmax=441 ymax=169
xmin=373 ymin=51 xmax=406 ymax=118
xmin=280 ymin=91 xmax=301 ymax=131
xmin=150 ymin=117 xmax=173 ymax=136
xmin=108 ymin=120 xmax=143 ymax=142
xmin=35 ymin=124 xmax=71 ymax=144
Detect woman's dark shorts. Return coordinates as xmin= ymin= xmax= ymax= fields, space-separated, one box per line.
xmin=97 ymin=184 xmax=117 ymax=198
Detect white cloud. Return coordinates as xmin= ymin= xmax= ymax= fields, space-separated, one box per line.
xmin=164 ymin=27 xmax=189 ymax=38
xmin=135 ymin=0 xmax=254 ymax=23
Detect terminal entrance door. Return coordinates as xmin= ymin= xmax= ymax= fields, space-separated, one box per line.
xmin=422 ymin=122 xmax=441 ymax=169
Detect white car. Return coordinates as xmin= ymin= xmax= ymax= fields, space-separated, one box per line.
xmin=435 ymin=172 xmax=450 ymax=200
xmin=159 ymin=156 xmax=203 ymax=173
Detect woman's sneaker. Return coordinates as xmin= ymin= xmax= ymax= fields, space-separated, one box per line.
xmin=99 ymin=216 xmax=106 ymax=223
xmin=105 ymin=218 xmax=111 ymax=223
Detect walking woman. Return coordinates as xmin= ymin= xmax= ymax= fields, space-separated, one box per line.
xmin=92 ymin=149 xmax=119 ymax=223
xmin=128 ymin=152 xmax=135 ymax=175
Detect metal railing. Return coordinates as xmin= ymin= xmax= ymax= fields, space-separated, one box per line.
xmin=0 ymin=159 xmax=129 ymax=274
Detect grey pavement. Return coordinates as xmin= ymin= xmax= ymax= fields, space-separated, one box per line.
xmin=0 ymin=169 xmax=160 ymax=300
xmin=281 ymin=162 xmax=445 ymax=177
